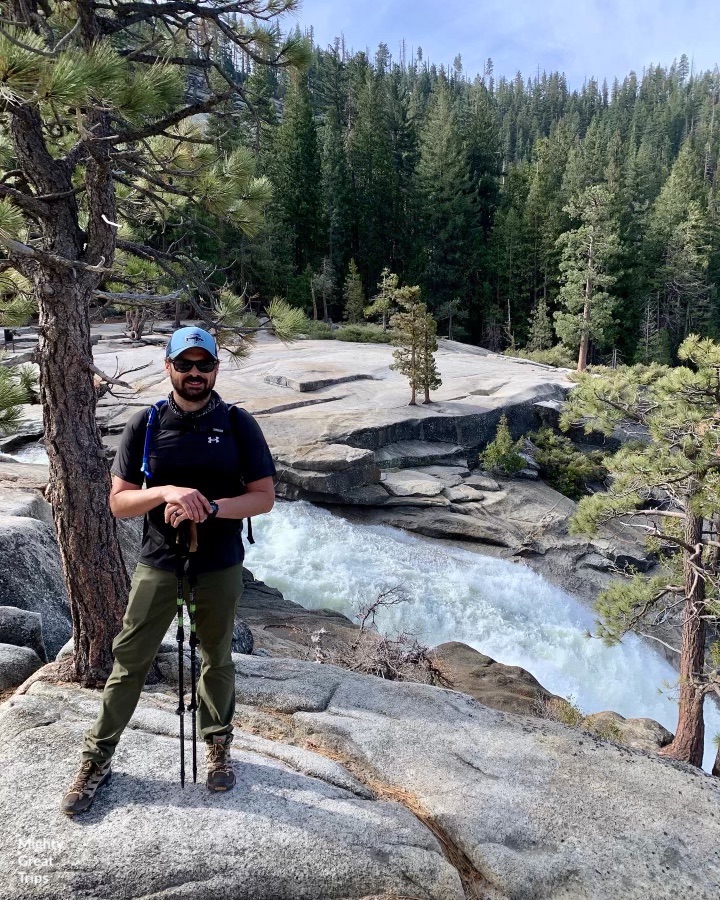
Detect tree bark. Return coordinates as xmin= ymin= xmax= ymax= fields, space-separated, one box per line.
xmin=658 ymin=509 xmax=706 ymax=767
xmin=577 ymin=236 xmax=593 ymax=372
xmin=37 ymin=274 xmax=129 ymax=685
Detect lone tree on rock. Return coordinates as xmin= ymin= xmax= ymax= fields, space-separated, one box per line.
xmin=390 ymin=285 xmax=441 ymax=405
xmin=564 ymin=335 xmax=720 ymax=772
xmin=0 ymin=0 xmax=307 ymax=685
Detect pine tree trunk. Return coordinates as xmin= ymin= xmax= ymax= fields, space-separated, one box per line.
xmin=577 ymin=236 xmax=593 ymax=372
xmin=658 ymin=509 xmax=706 ymax=767
xmin=37 ymin=274 xmax=129 ymax=686
xmin=712 ymin=747 xmax=720 ymax=778
xmin=7 ymin=4 xmax=129 ymax=685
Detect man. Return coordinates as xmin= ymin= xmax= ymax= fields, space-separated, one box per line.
xmin=61 ymin=326 xmax=276 ymax=815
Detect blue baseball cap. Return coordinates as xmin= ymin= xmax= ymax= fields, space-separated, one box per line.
xmin=165 ymin=326 xmax=218 ymax=360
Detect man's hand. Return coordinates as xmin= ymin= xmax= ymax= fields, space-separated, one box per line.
xmin=162 ymin=487 xmax=212 ymax=524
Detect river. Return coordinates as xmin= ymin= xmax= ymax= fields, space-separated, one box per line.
xmin=245 ymin=498 xmax=720 ymax=771
xmin=11 ymin=443 xmax=719 ymax=770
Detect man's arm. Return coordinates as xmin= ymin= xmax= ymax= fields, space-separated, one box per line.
xmin=163 ymin=476 xmax=275 ymax=526
xmin=110 ymin=476 xmax=213 ymax=521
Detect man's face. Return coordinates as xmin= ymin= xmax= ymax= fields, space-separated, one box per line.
xmin=165 ymin=348 xmax=219 ymax=402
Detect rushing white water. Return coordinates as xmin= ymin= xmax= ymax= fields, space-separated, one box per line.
xmin=245 ymin=499 xmax=720 ymax=771
xmin=10 ymin=444 xmax=47 ymax=465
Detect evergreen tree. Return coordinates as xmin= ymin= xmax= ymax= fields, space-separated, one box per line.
xmin=555 ymin=185 xmax=621 ymax=370
xmin=435 ymin=298 xmax=467 ymax=341
xmin=418 ymin=310 xmax=442 ymax=403
xmin=482 ymin=414 xmax=524 ymax=475
xmin=365 ymin=267 xmax=399 ymax=330
xmin=564 ymin=336 xmax=720 ymax=769
xmin=413 ymin=84 xmax=478 ymax=312
xmin=389 ymin=285 xmax=426 ymax=405
xmin=311 ymin=258 xmax=334 ymax=322
xmin=348 ymin=69 xmax=396 ymax=290
xmin=0 ymin=0 xmax=308 ymax=682
xmin=343 ymin=259 xmax=365 ymax=323
xmin=526 ymin=296 xmax=554 ymax=350
xmin=270 ymin=73 xmax=324 ymax=276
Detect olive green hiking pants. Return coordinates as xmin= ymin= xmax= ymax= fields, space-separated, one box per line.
xmin=82 ymin=562 xmax=243 ymax=763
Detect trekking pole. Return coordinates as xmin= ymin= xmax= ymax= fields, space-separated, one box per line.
xmin=175 ymin=550 xmax=186 ymax=788
xmin=174 ymin=522 xmax=193 ymax=788
xmin=186 ymin=560 xmax=199 ymax=784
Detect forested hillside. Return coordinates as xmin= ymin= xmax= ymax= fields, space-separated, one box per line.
xmin=177 ymin=37 xmax=719 ymax=366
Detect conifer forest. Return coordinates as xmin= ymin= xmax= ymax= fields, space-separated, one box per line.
xmin=211 ymin=39 xmax=720 ymax=368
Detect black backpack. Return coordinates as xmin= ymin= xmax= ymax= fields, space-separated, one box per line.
xmin=139 ymin=399 xmax=254 ymax=544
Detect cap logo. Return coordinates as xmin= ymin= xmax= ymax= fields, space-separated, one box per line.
xmin=185 ymin=334 xmax=204 ymax=344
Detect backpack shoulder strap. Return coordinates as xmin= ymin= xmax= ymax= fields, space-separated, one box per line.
xmin=228 ymin=403 xmax=255 ymax=545
xmin=140 ymin=399 xmax=167 ymax=480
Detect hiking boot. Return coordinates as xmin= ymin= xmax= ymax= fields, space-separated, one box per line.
xmin=206 ymin=733 xmax=235 ymax=792
xmin=61 ymin=759 xmax=112 ymax=815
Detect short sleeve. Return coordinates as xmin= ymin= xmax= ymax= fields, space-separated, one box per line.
xmin=110 ymin=408 xmax=148 ymax=485
xmin=233 ymin=408 xmax=277 ymax=484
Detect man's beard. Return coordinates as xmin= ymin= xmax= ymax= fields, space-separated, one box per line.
xmin=171 ymin=372 xmax=215 ymax=403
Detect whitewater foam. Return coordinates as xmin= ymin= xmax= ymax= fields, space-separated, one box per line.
xmin=245 ymin=499 xmax=720 ymax=771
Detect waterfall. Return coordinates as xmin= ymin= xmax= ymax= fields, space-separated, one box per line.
xmin=246 ymin=499 xmax=720 ymax=771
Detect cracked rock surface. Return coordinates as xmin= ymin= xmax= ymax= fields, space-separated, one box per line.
xmin=0 ymin=681 xmax=463 ymax=900
xmin=2 ymin=659 xmax=718 ymax=900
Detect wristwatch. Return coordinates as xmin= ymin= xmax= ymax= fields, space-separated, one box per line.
xmin=207 ymin=501 xmax=219 ymax=519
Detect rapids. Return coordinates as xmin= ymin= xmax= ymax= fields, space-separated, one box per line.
xmin=246 ymin=499 xmax=720 ymax=771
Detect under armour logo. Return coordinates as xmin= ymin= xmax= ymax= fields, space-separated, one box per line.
xmin=208 ymin=436 xmax=220 ymax=444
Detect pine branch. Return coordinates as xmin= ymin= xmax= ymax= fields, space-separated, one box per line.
xmin=0 ymin=235 xmax=113 ymax=274
xmin=0 ymin=183 xmax=50 ymax=217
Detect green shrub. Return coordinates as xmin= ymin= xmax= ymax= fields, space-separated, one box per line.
xmin=335 ymin=324 xmax=392 ymax=343
xmin=505 ymin=344 xmax=575 ymax=369
xmin=481 ymin=414 xmax=525 ymax=476
xmin=529 ymin=427 xmax=607 ymax=500
xmin=300 ymin=319 xmax=334 ymax=339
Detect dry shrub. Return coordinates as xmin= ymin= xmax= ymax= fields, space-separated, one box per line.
xmin=311 ymin=588 xmax=451 ymax=688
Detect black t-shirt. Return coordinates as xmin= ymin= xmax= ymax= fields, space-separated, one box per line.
xmin=111 ymin=393 xmax=276 ymax=573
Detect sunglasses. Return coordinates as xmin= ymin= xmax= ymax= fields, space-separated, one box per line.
xmin=170 ymin=357 xmax=217 ymax=374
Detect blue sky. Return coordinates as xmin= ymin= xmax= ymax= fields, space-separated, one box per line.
xmin=287 ymin=0 xmax=720 ymax=87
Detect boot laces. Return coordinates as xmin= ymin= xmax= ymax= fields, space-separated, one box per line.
xmin=69 ymin=760 xmax=97 ymax=794
xmin=207 ymin=742 xmax=232 ymax=773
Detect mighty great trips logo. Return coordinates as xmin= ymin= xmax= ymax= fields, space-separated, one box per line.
xmin=15 ymin=836 xmax=64 ymax=888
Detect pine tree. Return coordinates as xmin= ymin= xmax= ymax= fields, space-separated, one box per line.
xmin=435 ymin=298 xmax=467 ymax=340
xmin=348 ymin=69 xmax=396 ymax=290
xmin=418 ymin=311 xmax=442 ymax=403
xmin=564 ymin=336 xmax=720 ymax=769
xmin=526 ymin=296 xmax=554 ymax=350
xmin=343 ymin=259 xmax=365 ymax=323
xmin=389 ymin=285 xmax=426 ymax=405
xmin=0 ymin=1 xmax=308 ymax=683
xmin=413 ymin=83 xmax=478 ymax=312
xmin=482 ymin=414 xmax=524 ymax=475
xmin=270 ymin=72 xmax=324 ymax=275
xmin=311 ymin=258 xmax=334 ymax=322
xmin=555 ymin=185 xmax=621 ymax=370
xmin=365 ymin=267 xmax=399 ymax=330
